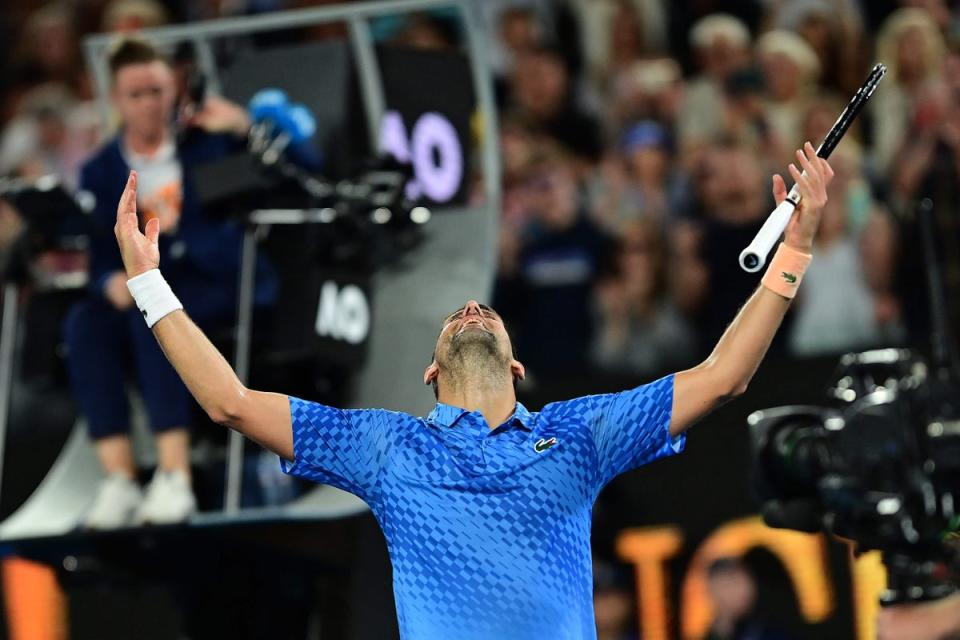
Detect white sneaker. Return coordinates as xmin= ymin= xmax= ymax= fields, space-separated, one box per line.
xmin=134 ymin=469 xmax=197 ymax=525
xmin=83 ymin=473 xmax=143 ymax=530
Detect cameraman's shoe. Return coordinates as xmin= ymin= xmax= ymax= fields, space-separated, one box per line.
xmin=134 ymin=469 xmax=196 ymax=525
xmin=83 ymin=473 xmax=143 ymax=529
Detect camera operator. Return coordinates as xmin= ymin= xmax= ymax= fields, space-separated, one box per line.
xmin=877 ymin=591 xmax=960 ymax=640
xmin=65 ymin=38 xmax=275 ymax=528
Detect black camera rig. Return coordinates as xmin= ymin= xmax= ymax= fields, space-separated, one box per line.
xmin=749 ymin=196 xmax=960 ymax=605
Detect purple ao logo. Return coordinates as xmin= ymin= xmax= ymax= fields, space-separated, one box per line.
xmin=379 ymin=110 xmax=463 ymax=203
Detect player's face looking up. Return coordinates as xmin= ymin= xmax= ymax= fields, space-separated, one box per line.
xmin=425 ymin=301 xmax=524 ymax=397
xmin=437 ymin=301 xmax=510 ymax=363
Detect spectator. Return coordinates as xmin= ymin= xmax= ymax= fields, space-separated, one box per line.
xmin=494 ymin=151 xmax=615 ymax=377
xmin=593 ymin=560 xmax=638 ymax=640
xmin=890 ymin=41 xmax=960 ymax=349
xmin=772 ymin=0 xmax=867 ymax=96
xmin=101 ymin=0 xmax=170 ymax=33
xmin=668 ymin=217 xmax=710 ymax=323
xmin=606 ymin=57 xmax=684 ymax=136
xmin=0 ymin=84 xmax=75 ymax=178
xmin=678 ymin=143 xmax=777 ymax=356
xmin=497 ymin=6 xmax=543 ymax=70
xmin=571 ymin=0 xmax=669 ymax=91
xmin=799 ymin=96 xmax=902 ymax=341
xmin=0 ymin=83 xmax=102 ymax=188
xmin=589 ymin=120 xmax=688 ymax=228
xmin=506 ymin=46 xmax=605 ymax=163
xmin=381 ymin=11 xmax=460 ymax=52
xmin=788 ymin=146 xmax=900 ymax=356
xmin=800 ymin=94 xmax=849 ymax=154
xmin=870 ymin=8 xmax=946 ymax=176
xmin=756 ymin=30 xmax=821 ymax=166
xmin=917 ymin=0 xmax=955 ymax=32
xmin=479 ymin=1 xmax=557 ymax=78
xmin=498 ymin=115 xmax=541 ymax=228
xmin=720 ymin=67 xmax=785 ymax=162
xmin=64 ymin=38 xmax=275 ymax=529
xmin=591 ymin=219 xmax=694 ymax=375
xmin=676 ymin=14 xmax=752 ymax=162
xmin=593 ymin=1 xmax=649 ymax=94
xmin=497 ymin=117 xmax=544 ymax=282
xmin=704 ymin=557 xmax=794 ymax=640
xmin=12 ymin=3 xmax=84 ymax=93
xmin=800 ymin=92 xmax=903 ymax=344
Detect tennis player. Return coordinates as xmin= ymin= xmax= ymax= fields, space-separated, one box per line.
xmin=114 ymin=143 xmax=832 ymax=639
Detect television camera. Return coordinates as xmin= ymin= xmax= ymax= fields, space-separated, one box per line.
xmin=749 ymin=197 xmax=959 ymax=606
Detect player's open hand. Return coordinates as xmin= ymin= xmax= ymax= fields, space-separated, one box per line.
xmin=773 ymin=141 xmax=835 ymax=253
xmin=113 ymin=171 xmax=160 ymax=278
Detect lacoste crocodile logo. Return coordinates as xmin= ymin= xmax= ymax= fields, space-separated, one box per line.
xmin=534 ymin=437 xmax=558 ymax=453
xmin=781 ymin=272 xmax=797 ymax=284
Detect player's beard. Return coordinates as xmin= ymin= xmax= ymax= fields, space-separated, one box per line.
xmin=443 ymin=327 xmax=511 ymax=392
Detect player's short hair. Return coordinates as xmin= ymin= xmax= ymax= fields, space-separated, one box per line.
xmin=107 ymin=37 xmax=166 ymax=78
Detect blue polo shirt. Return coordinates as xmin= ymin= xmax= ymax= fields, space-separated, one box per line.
xmin=282 ymin=374 xmax=683 ymax=640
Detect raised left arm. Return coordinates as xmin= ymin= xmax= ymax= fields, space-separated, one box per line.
xmin=671 ymin=142 xmax=834 ymax=437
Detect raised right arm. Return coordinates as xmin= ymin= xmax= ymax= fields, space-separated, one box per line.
xmin=151 ymin=310 xmax=293 ymax=460
xmin=114 ymin=170 xmax=293 ymax=460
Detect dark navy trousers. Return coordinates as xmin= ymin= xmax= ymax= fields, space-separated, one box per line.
xmin=64 ymin=294 xmax=231 ymax=440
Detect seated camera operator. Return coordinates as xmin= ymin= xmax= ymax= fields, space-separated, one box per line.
xmin=877 ymin=591 xmax=960 ymax=640
xmin=65 ymin=38 xmax=275 ymax=528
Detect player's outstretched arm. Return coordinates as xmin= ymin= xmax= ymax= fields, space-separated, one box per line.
xmin=671 ymin=143 xmax=834 ymax=437
xmin=114 ymin=171 xmax=293 ymax=460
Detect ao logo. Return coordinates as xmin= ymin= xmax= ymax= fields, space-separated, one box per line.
xmin=315 ymin=281 xmax=370 ymax=345
xmin=379 ymin=110 xmax=462 ymax=203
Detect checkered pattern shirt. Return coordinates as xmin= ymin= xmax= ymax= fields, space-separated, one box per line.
xmin=282 ymin=374 xmax=683 ymax=639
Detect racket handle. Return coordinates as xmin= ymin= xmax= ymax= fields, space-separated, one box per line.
xmin=739 ymin=196 xmax=798 ymax=272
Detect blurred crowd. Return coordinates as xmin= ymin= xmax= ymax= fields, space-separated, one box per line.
xmin=485 ymin=0 xmax=960 ymax=382
xmin=1 ymin=0 xmax=960 ymax=385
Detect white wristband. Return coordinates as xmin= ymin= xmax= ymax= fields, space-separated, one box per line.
xmin=126 ymin=269 xmax=183 ymax=328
